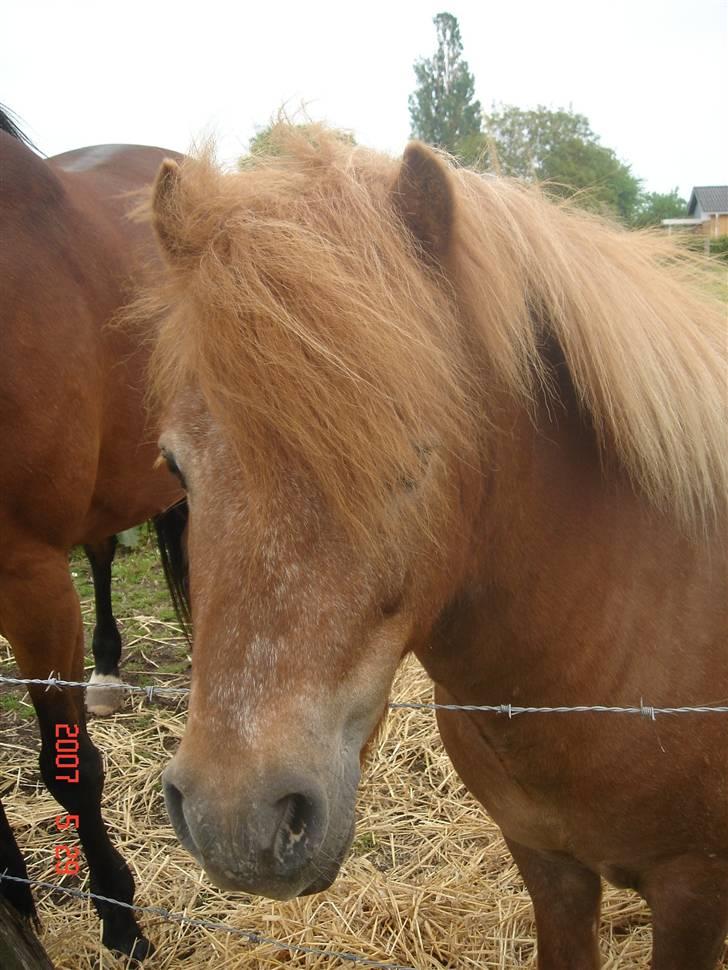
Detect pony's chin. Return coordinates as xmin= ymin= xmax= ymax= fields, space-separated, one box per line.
xmin=201 ymin=865 xmax=317 ymax=900
xmin=216 ymin=821 xmax=354 ymax=900
xmin=297 ymin=817 xmax=355 ymax=896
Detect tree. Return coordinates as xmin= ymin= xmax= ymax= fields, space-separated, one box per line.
xmin=247 ymin=122 xmax=354 ymax=158
xmin=244 ymin=121 xmax=355 ymax=165
xmin=631 ymin=188 xmax=687 ymax=227
xmin=480 ymin=105 xmax=642 ymax=223
xmin=408 ymin=12 xmax=482 ymax=155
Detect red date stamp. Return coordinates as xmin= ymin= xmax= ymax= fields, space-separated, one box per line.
xmin=53 ymin=724 xmax=81 ymax=876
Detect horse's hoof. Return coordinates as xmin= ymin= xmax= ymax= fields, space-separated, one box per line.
xmin=127 ymin=934 xmax=154 ymax=964
xmin=86 ymin=672 xmax=125 ymax=716
xmin=107 ymin=934 xmax=154 ymax=966
xmin=105 ymin=923 xmax=154 ymax=963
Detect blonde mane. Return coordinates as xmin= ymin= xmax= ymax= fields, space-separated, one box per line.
xmin=146 ymin=124 xmax=727 ymax=542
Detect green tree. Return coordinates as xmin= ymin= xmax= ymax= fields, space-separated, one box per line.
xmin=631 ymin=188 xmax=687 ymax=227
xmin=245 ymin=121 xmax=355 ymax=162
xmin=479 ymin=105 xmax=642 ymax=223
xmin=408 ymin=12 xmax=482 ymax=155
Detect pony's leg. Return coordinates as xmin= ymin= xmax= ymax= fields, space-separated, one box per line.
xmin=0 ymin=548 xmax=151 ymax=960
xmin=83 ymin=536 xmax=125 ymax=716
xmin=642 ymin=856 xmax=728 ymax=970
xmin=435 ymin=692 xmax=601 ymax=966
xmin=0 ymin=799 xmax=36 ymax=922
xmin=505 ymin=838 xmax=602 ymax=970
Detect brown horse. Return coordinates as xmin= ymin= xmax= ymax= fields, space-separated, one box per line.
xmin=146 ymin=126 xmax=726 ymax=969
xmin=0 ymin=109 xmax=183 ymax=959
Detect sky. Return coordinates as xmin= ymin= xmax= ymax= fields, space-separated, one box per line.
xmin=3 ymin=0 xmax=726 ymax=199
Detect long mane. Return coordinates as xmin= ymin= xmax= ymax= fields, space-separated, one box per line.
xmin=146 ymin=125 xmax=726 ymax=542
xmin=449 ymin=164 xmax=726 ymax=529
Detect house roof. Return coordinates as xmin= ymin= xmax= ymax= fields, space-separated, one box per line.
xmin=688 ymin=186 xmax=728 ymax=216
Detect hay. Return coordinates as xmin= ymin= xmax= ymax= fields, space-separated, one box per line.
xmin=0 ymin=619 xmax=719 ymax=969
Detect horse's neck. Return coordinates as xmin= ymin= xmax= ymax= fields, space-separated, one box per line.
xmin=420 ymin=397 xmax=723 ymax=705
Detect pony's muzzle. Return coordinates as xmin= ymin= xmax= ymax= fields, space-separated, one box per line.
xmin=162 ymin=761 xmax=330 ymax=898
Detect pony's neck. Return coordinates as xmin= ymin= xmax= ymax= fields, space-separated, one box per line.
xmin=482 ymin=395 xmax=619 ymax=586
xmin=418 ymin=391 xmax=716 ymax=706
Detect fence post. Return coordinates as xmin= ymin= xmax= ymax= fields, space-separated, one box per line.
xmin=0 ymin=897 xmax=55 ymax=969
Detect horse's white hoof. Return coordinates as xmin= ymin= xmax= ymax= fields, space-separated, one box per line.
xmin=86 ymin=672 xmax=125 ymax=716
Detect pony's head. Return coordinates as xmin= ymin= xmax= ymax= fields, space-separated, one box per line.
xmin=152 ymin=130 xmax=479 ymax=897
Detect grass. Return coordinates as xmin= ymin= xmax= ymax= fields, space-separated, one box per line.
xmin=704 ymin=258 xmax=728 ymax=302
xmin=0 ymin=692 xmax=35 ymax=721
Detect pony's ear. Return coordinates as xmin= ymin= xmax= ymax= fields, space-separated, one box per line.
xmin=152 ymin=159 xmax=188 ymax=264
xmin=392 ymin=142 xmax=453 ymax=264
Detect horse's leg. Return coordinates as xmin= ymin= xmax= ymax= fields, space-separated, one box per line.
xmin=642 ymin=856 xmax=728 ymax=970
xmin=0 ymin=800 xmax=36 ymax=922
xmin=505 ymin=838 xmax=602 ymax=969
xmin=84 ymin=536 xmax=125 ymax=716
xmin=0 ymin=547 xmax=151 ymax=960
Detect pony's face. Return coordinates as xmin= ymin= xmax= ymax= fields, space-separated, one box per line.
xmin=152 ymin=136 xmax=467 ymax=899
xmin=160 ymin=412 xmax=421 ymax=898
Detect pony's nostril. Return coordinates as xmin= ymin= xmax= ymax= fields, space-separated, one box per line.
xmin=163 ymin=776 xmax=190 ymax=845
xmin=285 ymin=793 xmax=311 ymax=838
xmin=273 ymin=791 xmax=326 ymax=870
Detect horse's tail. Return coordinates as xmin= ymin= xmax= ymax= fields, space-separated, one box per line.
xmin=0 ymin=104 xmax=39 ymax=152
xmin=153 ymin=500 xmax=191 ymax=641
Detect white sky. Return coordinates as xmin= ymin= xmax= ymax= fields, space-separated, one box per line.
xmin=4 ymin=0 xmax=726 ymax=198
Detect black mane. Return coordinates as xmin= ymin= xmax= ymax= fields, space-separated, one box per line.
xmin=153 ymin=500 xmax=191 ymax=640
xmin=0 ymin=104 xmax=40 ymax=153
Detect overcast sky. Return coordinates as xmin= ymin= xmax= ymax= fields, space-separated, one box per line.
xmin=4 ymin=0 xmax=726 ymax=198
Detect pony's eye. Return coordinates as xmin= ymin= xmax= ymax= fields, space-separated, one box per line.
xmin=380 ymin=593 xmax=403 ymax=618
xmin=161 ymin=450 xmax=187 ymax=490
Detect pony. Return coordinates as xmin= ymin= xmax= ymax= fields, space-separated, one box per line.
xmin=147 ymin=125 xmax=727 ymax=969
xmin=0 ymin=108 xmax=184 ymax=960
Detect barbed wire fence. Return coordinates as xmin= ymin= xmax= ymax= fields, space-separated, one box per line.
xmin=3 ymin=673 xmax=728 ymax=716
xmin=2 ymin=670 xmax=728 ymax=965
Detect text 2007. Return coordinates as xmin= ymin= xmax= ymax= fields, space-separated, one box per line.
xmin=55 ymin=723 xmax=79 ymax=783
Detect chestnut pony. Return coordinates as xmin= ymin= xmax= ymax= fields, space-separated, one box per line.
xmin=0 ymin=110 xmax=184 ymax=959
xmin=148 ymin=127 xmax=726 ymax=969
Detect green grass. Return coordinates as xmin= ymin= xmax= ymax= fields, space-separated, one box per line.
xmin=352 ymin=831 xmax=377 ymax=855
xmin=71 ymin=529 xmax=177 ymax=627
xmin=0 ymin=692 xmax=36 ymax=721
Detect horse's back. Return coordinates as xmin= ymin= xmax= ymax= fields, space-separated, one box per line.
xmin=0 ymin=135 xmax=179 ymax=548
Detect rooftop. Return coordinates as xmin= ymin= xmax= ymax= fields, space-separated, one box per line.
xmin=688 ymin=186 xmax=728 ymax=215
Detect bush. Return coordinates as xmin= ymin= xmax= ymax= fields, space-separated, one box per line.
xmin=709 ymin=235 xmax=728 ymax=260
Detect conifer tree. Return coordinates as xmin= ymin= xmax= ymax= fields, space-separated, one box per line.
xmin=408 ymin=13 xmax=482 ymax=155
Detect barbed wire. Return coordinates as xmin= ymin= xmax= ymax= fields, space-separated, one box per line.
xmin=0 ymin=673 xmax=188 ymax=701
xmin=0 ymin=872 xmax=416 ymax=969
xmin=1 ymin=672 xmax=728 ymax=717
